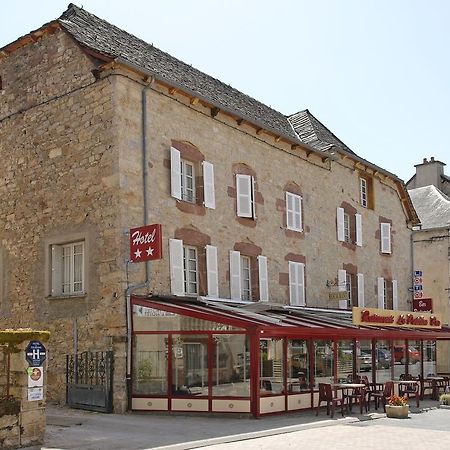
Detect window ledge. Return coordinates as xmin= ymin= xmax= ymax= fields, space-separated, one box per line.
xmin=47 ymin=293 xmax=87 ymax=300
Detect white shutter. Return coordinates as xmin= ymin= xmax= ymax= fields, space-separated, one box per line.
xmin=229 ymin=250 xmax=241 ymax=300
xmin=51 ymin=244 xmax=63 ymax=296
xmin=337 ymin=207 xmax=345 ymax=242
xmin=338 ymin=269 xmax=347 ymax=292
xmin=355 ymin=213 xmax=362 ymax=247
xmin=169 ymin=239 xmax=184 ymax=295
xmin=357 ymin=273 xmax=365 ymax=307
xmin=236 ymin=174 xmax=252 ymax=218
xmin=203 ymin=161 xmax=215 ymax=209
xmin=251 ymin=176 xmax=256 ymax=219
xmin=289 ymin=262 xmax=305 ymax=306
xmin=286 ymin=192 xmax=303 ymax=231
xmin=380 ymin=223 xmax=391 ymax=253
xmin=170 ymin=147 xmax=182 ymax=200
xmin=258 ymin=255 xmax=269 ymax=302
xmin=206 ymin=245 xmax=219 ymax=297
xmin=392 ymin=280 xmax=398 ymax=310
xmin=377 ymin=277 xmax=385 ymax=309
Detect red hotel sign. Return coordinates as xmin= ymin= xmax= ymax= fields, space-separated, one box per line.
xmin=352 ymin=307 xmax=441 ymax=329
xmin=130 ymin=224 xmax=162 ymax=262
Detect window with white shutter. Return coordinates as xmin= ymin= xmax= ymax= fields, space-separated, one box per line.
xmin=355 ymin=213 xmax=362 ymax=247
xmin=240 ymin=255 xmax=252 ymax=301
xmin=202 ymin=161 xmax=215 ymax=209
xmin=357 ymin=273 xmax=365 ymax=307
xmin=170 ymin=147 xmax=182 ymax=200
xmin=206 ymin=245 xmax=218 ymax=297
xmin=286 ymin=192 xmax=303 ymax=232
xmin=392 ymin=280 xmax=398 ymax=310
xmin=183 ymin=245 xmax=198 ymax=294
xmin=169 ymin=239 xmax=185 ymax=295
xmin=377 ymin=277 xmax=385 ymax=309
xmin=337 ymin=207 xmax=345 ymax=242
xmin=289 ymin=261 xmax=305 ymax=306
xmin=380 ymin=223 xmax=392 ymax=254
xmin=258 ymin=255 xmax=269 ymax=302
xmin=229 ymin=250 xmax=241 ymax=300
xmin=236 ymin=174 xmax=255 ymax=218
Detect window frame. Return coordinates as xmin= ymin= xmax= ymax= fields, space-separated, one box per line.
xmin=183 ymin=245 xmax=199 ymax=295
xmin=343 ymin=213 xmax=351 ymax=243
xmin=49 ymin=239 xmax=86 ymax=297
xmin=240 ymin=255 xmax=252 ymax=301
xmin=180 ymin=159 xmax=196 ymax=204
xmin=360 ymin=177 xmax=368 ymax=208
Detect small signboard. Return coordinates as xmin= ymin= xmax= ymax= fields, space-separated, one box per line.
xmin=413 ymin=298 xmax=433 ymax=313
xmin=328 ymin=291 xmax=349 ymax=301
xmin=130 ymin=224 xmax=163 ymax=262
xmin=28 ymin=387 xmax=44 ymax=402
xmin=27 ymin=366 xmax=44 ymax=388
xmin=414 ymin=270 xmax=423 ymax=277
xmin=25 ymin=341 xmax=47 ymax=367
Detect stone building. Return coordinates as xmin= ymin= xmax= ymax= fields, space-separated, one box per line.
xmin=0 ymin=4 xmax=424 ymax=414
xmin=407 ymin=158 xmax=450 ymax=373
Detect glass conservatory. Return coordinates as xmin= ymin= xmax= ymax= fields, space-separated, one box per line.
xmin=131 ymin=295 xmax=450 ymax=417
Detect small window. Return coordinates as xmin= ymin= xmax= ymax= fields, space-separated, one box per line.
xmin=51 ymin=241 xmax=85 ymax=296
xmin=240 ymin=255 xmax=252 ymax=301
xmin=383 ymin=279 xmax=393 ymax=309
xmin=286 ymin=192 xmax=303 ymax=232
xmin=181 ymin=160 xmax=196 ymax=203
xmin=343 ymin=213 xmax=351 ymax=243
xmin=289 ymin=261 xmax=305 ymax=306
xmin=183 ymin=245 xmax=198 ymax=295
xmin=380 ymin=223 xmax=392 ymax=254
xmin=360 ymin=178 xmax=368 ymax=208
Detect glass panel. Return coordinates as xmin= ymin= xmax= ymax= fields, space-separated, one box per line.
xmin=393 ymin=340 xmax=406 ymax=380
xmin=260 ymin=338 xmax=284 ymax=395
xmin=337 ymin=340 xmax=353 ymax=382
xmin=356 ymin=340 xmax=374 ymax=383
xmin=212 ymin=335 xmax=249 ymax=397
xmin=408 ymin=340 xmax=422 ymax=378
xmin=375 ymin=340 xmax=392 ymax=383
xmin=183 ymin=246 xmax=198 ymax=295
xmin=132 ymin=305 xmax=245 ymax=332
xmin=288 ymin=339 xmax=309 ymax=392
xmin=241 ymin=256 xmax=251 ymax=301
xmin=132 ymin=334 xmax=168 ymax=395
xmin=62 ymin=245 xmax=71 ymax=294
xmin=423 ymin=341 xmax=436 ymax=377
xmin=314 ymin=340 xmax=333 ymax=386
xmin=172 ymin=334 xmax=208 ymax=396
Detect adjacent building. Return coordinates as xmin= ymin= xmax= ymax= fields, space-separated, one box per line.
xmin=2 ymin=5 xmax=447 ymax=415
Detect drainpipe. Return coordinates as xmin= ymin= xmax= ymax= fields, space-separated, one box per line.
xmin=125 ymin=78 xmax=155 ymax=410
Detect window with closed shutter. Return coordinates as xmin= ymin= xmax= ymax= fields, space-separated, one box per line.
xmin=380 ymin=223 xmax=392 ymax=254
xmin=289 ymin=261 xmax=305 ymax=306
xmin=202 ymin=161 xmax=215 ymax=209
xmin=206 ymin=245 xmax=218 ymax=297
xmin=258 ymin=255 xmax=269 ymax=302
xmin=236 ymin=174 xmax=255 ymax=218
xmin=286 ymin=192 xmax=302 ymax=232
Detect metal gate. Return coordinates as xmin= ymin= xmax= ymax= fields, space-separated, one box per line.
xmin=66 ymin=351 xmax=113 ymax=413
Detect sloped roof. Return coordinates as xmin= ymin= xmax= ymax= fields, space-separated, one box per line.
xmin=288 ymin=109 xmax=356 ymax=155
xmin=56 ymin=3 xmax=301 ymax=144
xmin=408 ymin=185 xmax=450 ymax=230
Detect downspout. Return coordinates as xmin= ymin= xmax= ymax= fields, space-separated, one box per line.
xmin=125 ymin=78 xmax=154 ymax=410
xmin=410 ymin=229 xmax=415 ymax=306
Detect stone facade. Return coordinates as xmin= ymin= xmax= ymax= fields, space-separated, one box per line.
xmin=1 ymin=20 xmax=416 ymax=413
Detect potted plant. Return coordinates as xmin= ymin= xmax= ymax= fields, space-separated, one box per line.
xmin=439 ymin=393 xmax=450 ymax=407
xmin=386 ymin=394 xmax=409 ymax=419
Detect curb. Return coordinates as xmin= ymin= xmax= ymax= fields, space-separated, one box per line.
xmin=148 ymin=416 xmax=361 ymax=450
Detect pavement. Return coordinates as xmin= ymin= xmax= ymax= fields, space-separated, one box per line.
xmin=26 ymin=399 xmax=450 ymax=450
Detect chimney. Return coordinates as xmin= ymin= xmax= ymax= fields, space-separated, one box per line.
xmin=413 ymin=156 xmax=445 ymax=190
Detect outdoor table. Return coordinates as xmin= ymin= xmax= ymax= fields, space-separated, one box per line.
xmin=332 ymin=383 xmax=366 ymax=407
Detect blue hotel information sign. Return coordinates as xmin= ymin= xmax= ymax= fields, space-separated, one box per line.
xmin=25 ymin=341 xmax=47 ymax=367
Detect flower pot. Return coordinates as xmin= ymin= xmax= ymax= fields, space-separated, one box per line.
xmin=385 ymin=404 xmax=409 ymax=419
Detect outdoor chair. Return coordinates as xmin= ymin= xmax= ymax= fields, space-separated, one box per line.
xmin=367 ymin=380 xmax=393 ymax=411
xmin=418 ymin=375 xmax=434 ymax=400
xmin=399 ymin=380 xmax=420 ymax=407
xmin=316 ymin=383 xmax=346 ymax=418
xmin=346 ymin=385 xmax=368 ymax=414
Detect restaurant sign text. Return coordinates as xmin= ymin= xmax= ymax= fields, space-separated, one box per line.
xmin=352 ymin=307 xmax=442 ymax=329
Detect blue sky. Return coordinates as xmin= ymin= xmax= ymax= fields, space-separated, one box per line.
xmin=2 ymin=1 xmax=449 ymax=182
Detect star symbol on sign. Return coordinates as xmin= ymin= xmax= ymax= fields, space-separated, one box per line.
xmin=146 ymin=246 xmax=154 ymax=256
xmin=134 ymin=249 xmax=142 ymax=259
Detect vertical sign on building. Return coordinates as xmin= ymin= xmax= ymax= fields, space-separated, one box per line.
xmin=413 ymin=270 xmax=423 ymax=299
xmin=25 ymin=340 xmax=46 ymax=402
